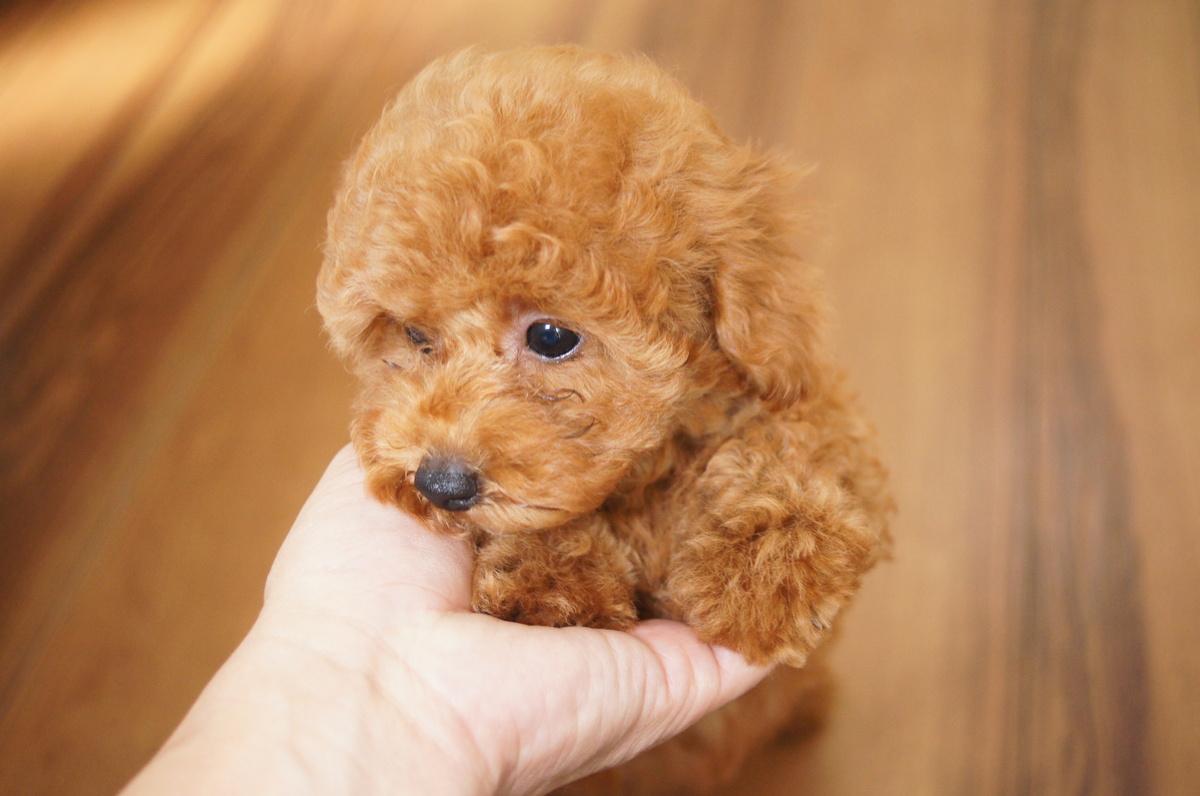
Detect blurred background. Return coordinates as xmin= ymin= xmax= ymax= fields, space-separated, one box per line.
xmin=1 ymin=0 xmax=1197 ymax=793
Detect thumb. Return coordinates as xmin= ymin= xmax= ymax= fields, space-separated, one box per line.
xmin=631 ymin=620 xmax=772 ymax=738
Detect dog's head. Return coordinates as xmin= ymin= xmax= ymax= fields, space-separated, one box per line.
xmin=318 ymin=46 xmax=829 ymax=535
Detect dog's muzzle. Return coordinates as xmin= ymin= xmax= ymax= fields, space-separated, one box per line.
xmin=414 ymin=457 xmax=480 ymax=511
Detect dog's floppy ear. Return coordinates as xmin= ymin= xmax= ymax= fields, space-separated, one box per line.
xmin=710 ymin=153 xmax=828 ymax=408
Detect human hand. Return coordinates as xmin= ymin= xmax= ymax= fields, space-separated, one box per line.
xmin=124 ymin=446 xmax=769 ymax=795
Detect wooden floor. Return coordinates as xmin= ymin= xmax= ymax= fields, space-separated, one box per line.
xmin=1 ymin=0 xmax=1197 ymax=793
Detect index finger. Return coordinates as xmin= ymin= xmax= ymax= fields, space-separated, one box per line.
xmin=267 ymin=444 xmax=475 ymax=611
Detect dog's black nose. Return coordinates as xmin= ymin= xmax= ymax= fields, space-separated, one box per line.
xmin=414 ymin=458 xmax=480 ymax=511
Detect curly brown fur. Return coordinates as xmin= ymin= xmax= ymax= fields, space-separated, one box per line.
xmin=318 ymin=45 xmax=891 ymax=793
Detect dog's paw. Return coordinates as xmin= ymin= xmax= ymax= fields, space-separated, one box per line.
xmin=472 ymin=527 xmax=637 ymax=630
xmin=668 ymin=514 xmax=873 ymax=666
xmin=672 ymin=428 xmax=884 ymax=666
xmin=671 ymin=557 xmax=832 ymax=667
xmin=472 ymin=563 xmax=638 ymax=630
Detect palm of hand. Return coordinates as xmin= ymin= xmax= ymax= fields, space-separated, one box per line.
xmin=259 ymin=447 xmax=767 ymax=794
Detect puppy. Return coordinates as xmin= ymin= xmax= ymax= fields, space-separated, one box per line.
xmin=318 ymin=45 xmax=891 ymax=793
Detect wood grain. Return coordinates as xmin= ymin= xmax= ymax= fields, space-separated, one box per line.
xmin=1 ymin=1 xmax=1196 ymax=794
xmin=969 ymin=2 xmax=1150 ymax=792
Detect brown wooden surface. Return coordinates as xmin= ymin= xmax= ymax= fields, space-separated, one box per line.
xmin=1 ymin=1 xmax=1197 ymax=794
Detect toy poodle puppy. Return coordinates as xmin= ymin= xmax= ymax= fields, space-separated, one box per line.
xmin=318 ymin=45 xmax=891 ymax=793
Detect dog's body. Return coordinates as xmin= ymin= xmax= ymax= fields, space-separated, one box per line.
xmin=318 ymin=45 xmax=891 ymax=792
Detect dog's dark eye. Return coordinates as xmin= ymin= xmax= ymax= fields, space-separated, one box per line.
xmin=406 ymin=325 xmax=434 ymax=355
xmin=526 ymin=322 xmax=581 ymax=359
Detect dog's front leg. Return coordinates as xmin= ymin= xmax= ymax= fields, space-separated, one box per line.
xmin=472 ymin=517 xmax=638 ymax=629
xmin=666 ymin=422 xmax=885 ymax=667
